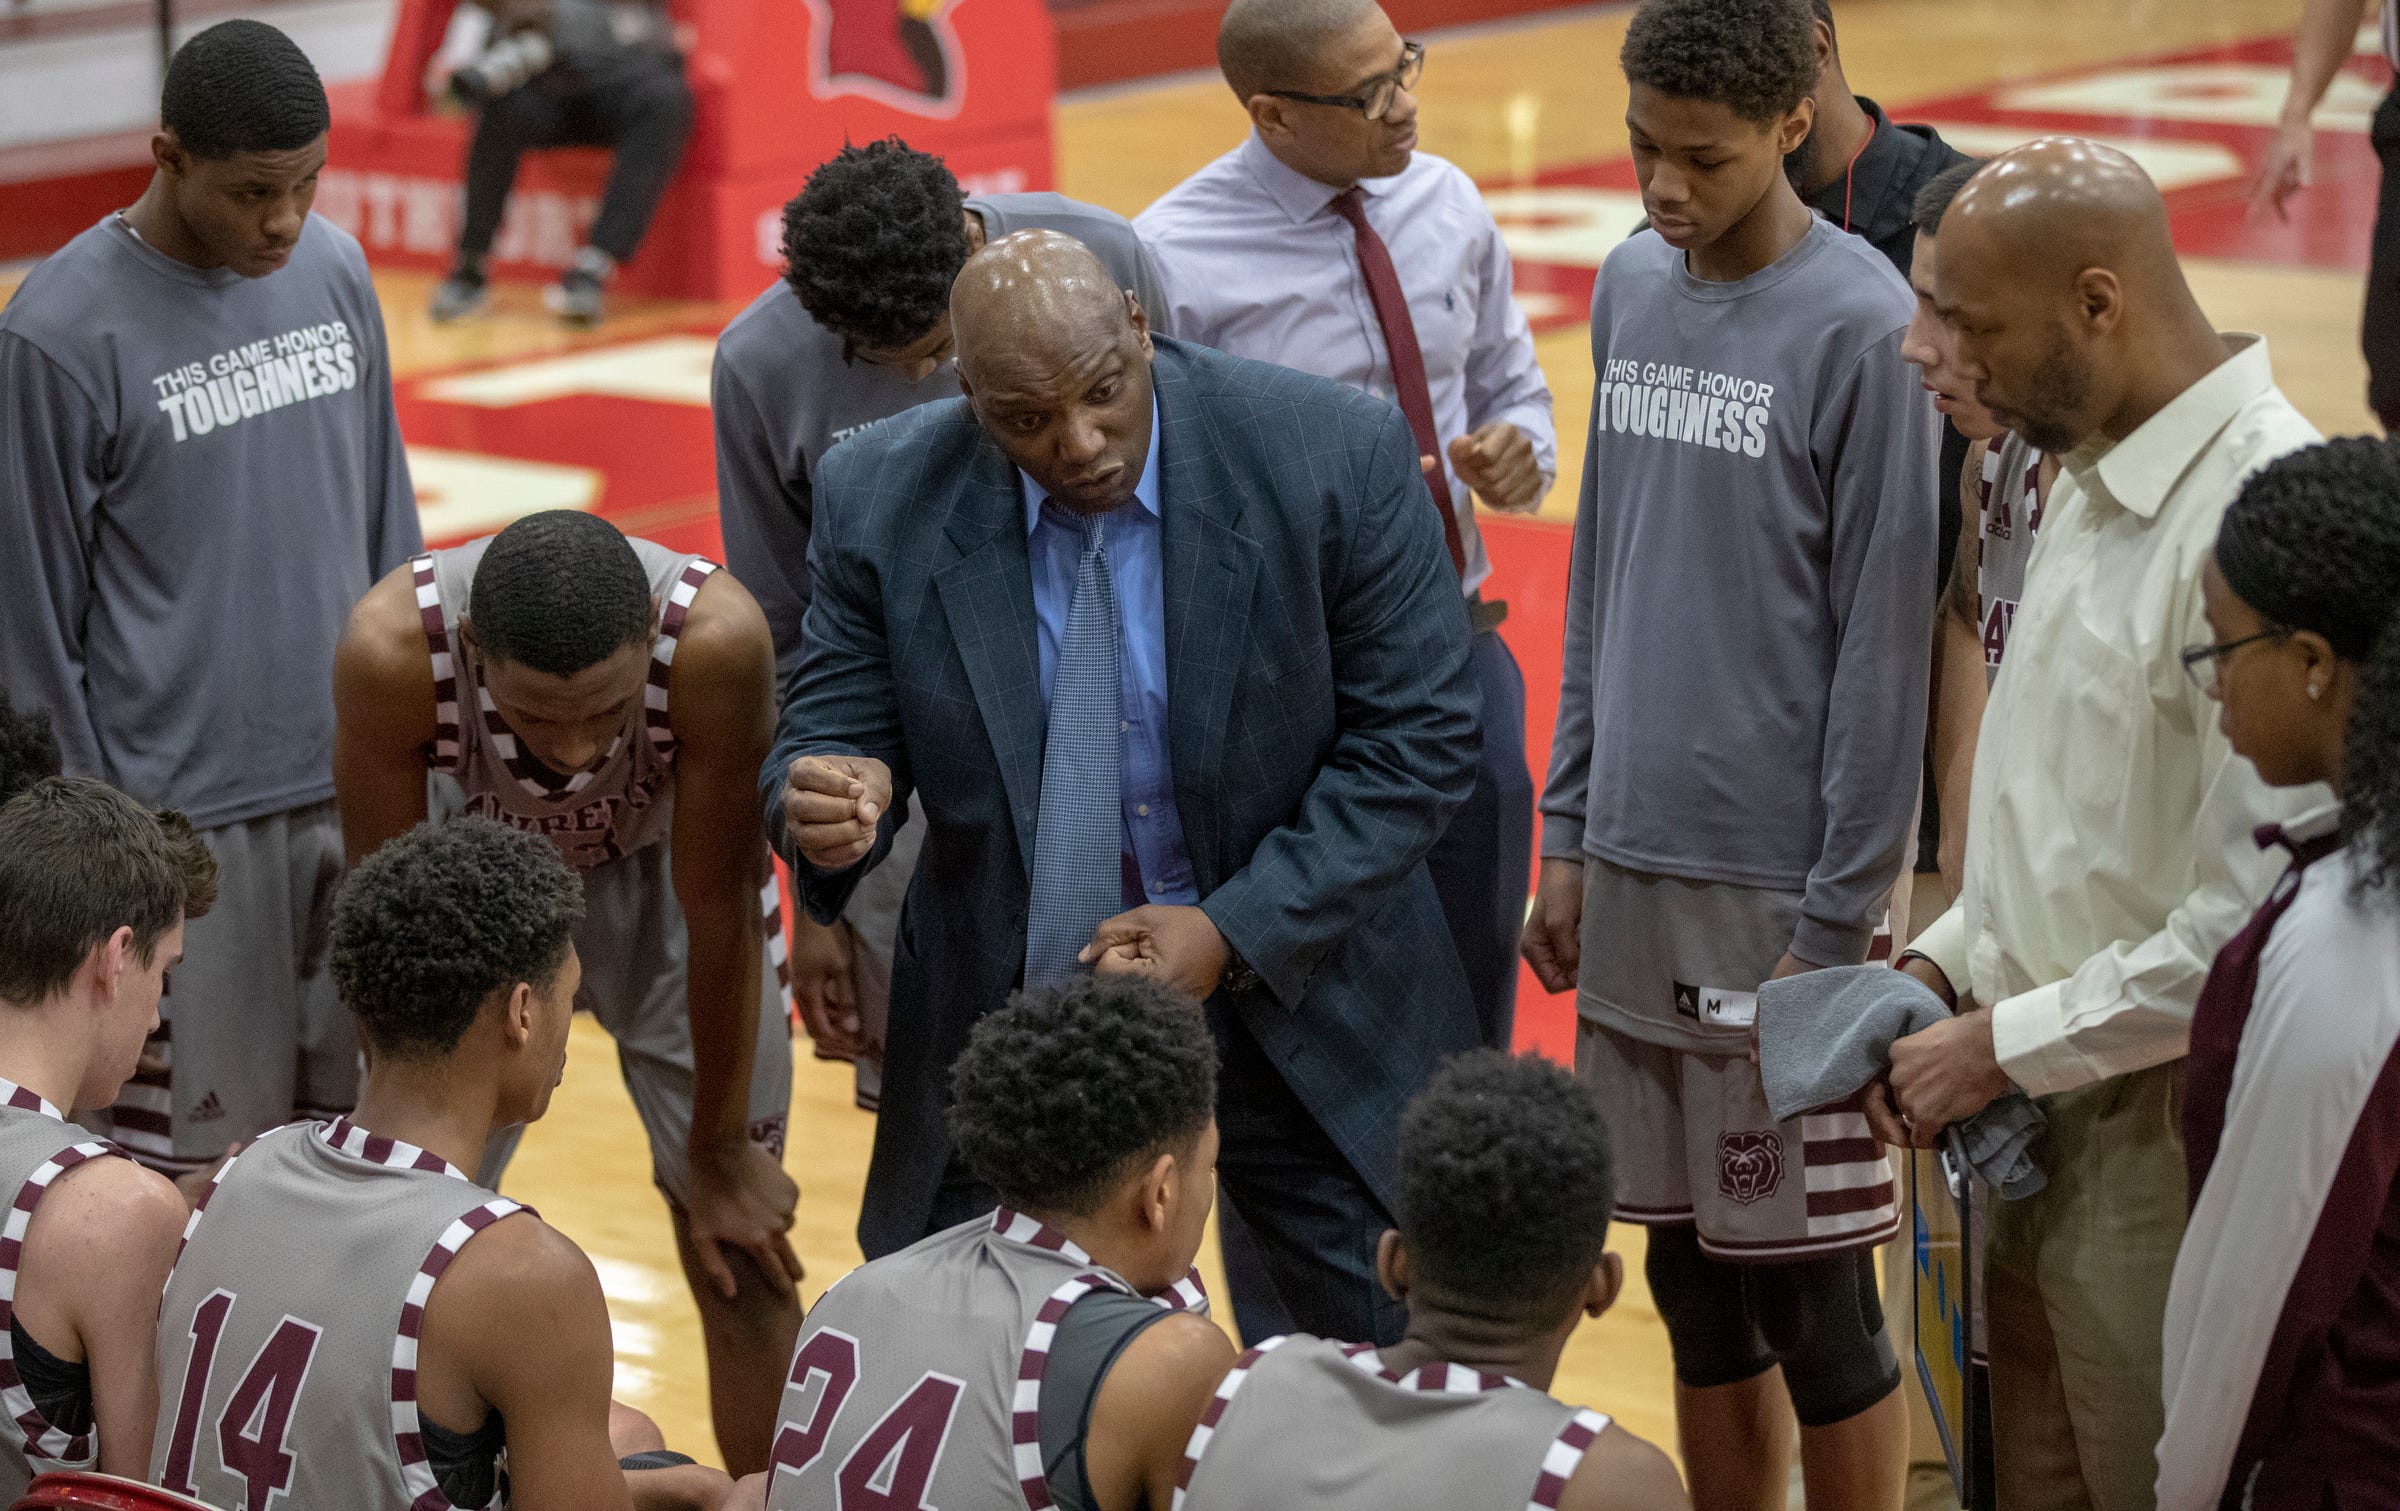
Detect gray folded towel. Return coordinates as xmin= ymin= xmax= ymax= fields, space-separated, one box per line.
xmin=1756 ymin=964 xmax=2046 ymax=1201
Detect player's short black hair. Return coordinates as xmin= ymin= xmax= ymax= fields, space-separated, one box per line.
xmin=780 ymin=139 xmax=971 ymax=352
xmin=1216 ymin=0 xmax=1377 ymax=102
xmin=332 ymin=817 xmax=583 ymax=1061
xmin=0 ymin=689 xmax=62 ymax=811
xmin=1621 ymin=0 xmax=1819 ymax=126
xmin=467 ymin=511 xmax=653 ymax=678
xmin=1396 ymin=1051 xmax=1616 ymax=1322
xmin=2215 ymin=437 xmax=2400 ymax=896
xmin=0 ymin=778 xmax=217 ymax=1004
xmin=1912 ymin=159 xmax=1986 ymax=235
xmin=950 ymin=975 xmax=1218 ymax=1218
xmin=161 ymin=20 xmax=329 ymax=161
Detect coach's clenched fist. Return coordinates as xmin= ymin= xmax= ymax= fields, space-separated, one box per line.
xmin=782 ymin=754 xmax=892 ymax=871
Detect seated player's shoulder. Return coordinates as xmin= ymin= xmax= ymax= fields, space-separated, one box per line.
xmin=13 ymin=1150 xmax=186 ymax=1345
xmin=21 ymin=1152 xmax=186 ymax=1271
xmin=416 ymin=1206 xmax=595 ymax=1348
xmin=1558 ymin=1422 xmax=1689 ymax=1511
xmin=1097 ymin=1309 xmax=1236 ymax=1408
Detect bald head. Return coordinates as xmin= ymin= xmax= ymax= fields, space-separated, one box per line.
xmin=1218 ymin=0 xmax=1377 ymax=101
xmin=1945 ymin=138 xmax=2183 ymax=298
xmin=950 ymin=229 xmax=1138 ymax=385
xmin=951 ymin=230 xmax=1156 ymax=516
xmin=1933 ymin=136 xmax=2222 ymax=453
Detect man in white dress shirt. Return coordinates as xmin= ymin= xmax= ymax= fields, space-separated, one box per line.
xmin=1136 ymin=0 xmax=1553 ymax=1061
xmin=1880 ymin=138 xmax=2322 ymax=1511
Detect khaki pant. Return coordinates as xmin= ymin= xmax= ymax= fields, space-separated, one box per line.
xmin=1987 ymin=1062 xmax=2186 ymax=1511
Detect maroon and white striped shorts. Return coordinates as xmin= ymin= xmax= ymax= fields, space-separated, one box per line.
xmin=1571 ymin=858 xmax=1899 ymax=1261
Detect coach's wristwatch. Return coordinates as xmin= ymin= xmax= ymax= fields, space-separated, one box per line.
xmin=1219 ymin=944 xmax=1262 ymax=997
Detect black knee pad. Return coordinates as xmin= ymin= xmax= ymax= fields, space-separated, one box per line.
xmin=1643 ymin=1224 xmax=1777 ymax=1389
xmin=1748 ymin=1250 xmax=1901 ymax=1428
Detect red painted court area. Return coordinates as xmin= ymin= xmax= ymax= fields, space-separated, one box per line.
xmin=391 ymin=27 xmax=2386 ymax=1061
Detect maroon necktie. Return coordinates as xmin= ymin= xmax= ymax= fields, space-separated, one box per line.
xmin=1330 ymin=187 xmax=1467 ymax=578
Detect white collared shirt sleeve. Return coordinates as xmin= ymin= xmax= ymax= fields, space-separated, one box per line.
xmin=1988 ymin=599 xmax=2313 ymax=1093
xmin=1459 ymin=208 xmax=1555 ymax=508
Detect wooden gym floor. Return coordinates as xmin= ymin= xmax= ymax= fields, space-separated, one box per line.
xmin=2 ymin=0 xmax=2386 ymax=1475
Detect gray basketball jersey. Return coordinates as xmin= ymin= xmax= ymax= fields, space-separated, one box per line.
xmin=151 ymin=1119 xmax=524 ymax=1511
xmin=1975 ymin=432 xmax=2044 ymax=683
xmin=1176 ymin=1334 xmax=1611 ymax=1511
xmin=765 ymin=1208 xmax=1206 ymax=1511
xmin=0 ymin=1080 xmax=119 ymax=1499
xmin=415 ymin=535 xmax=709 ymax=871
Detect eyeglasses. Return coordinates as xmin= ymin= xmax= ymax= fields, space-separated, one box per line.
xmin=2179 ymin=627 xmax=2289 ymax=691
xmin=1264 ymin=40 xmax=1425 ymax=123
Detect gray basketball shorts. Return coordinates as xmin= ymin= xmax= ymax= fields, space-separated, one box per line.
xmin=1572 ymin=856 xmax=1900 ymax=1262
xmin=98 ymin=799 xmax=358 ymax=1173
xmin=479 ymin=837 xmax=794 ymax=1206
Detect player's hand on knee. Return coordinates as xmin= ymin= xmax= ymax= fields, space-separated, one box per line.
xmin=1520 ymin=858 xmax=1586 ymax=994
xmin=718 ymin=1473 xmax=769 ymax=1511
xmin=686 ymin=1139 xmax=805 ymax=1299
xmin=782 ymin=755 xmax=891 ymax=871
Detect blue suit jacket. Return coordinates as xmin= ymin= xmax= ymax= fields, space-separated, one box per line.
xmin=760 ymin=337 xmax=1481 ymax=1256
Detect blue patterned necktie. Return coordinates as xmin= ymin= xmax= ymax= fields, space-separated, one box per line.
xmin=1023 ymin=513 xmax=1123 ymax=988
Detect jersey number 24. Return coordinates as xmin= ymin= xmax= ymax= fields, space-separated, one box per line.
xmin=769 ymin=1328 xmax=966 ymax=1510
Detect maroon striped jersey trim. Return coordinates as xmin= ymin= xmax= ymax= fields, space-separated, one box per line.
xmin=0 ymin=1141 xmax=116 ymax=1471
xmin=318 ymin=1117 xmax=470 ymax=1182
xmin=1172 ymin=1338 xmax=1284 ymax=1508
xmin=394 ymin=1199 xmax=525 ymax=1511
xmin=989 ymin=1209 xmax=1208 ymax=1312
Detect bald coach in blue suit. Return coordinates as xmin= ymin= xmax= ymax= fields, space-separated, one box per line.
xmin=760 ymin=230 xmax=1479 ymax=1344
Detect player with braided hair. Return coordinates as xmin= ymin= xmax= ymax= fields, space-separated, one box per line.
xmin=1176 ymin=1051 xmax=1686 ymax=1511
xmin=757 ymin=975 xmax=1233 ymax=1511
xmin=2157 ymin=437 xmax=2400 ymax=1509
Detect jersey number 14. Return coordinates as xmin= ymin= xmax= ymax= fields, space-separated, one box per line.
xmin=159 ymin=1288 xmax=325 ymax=1511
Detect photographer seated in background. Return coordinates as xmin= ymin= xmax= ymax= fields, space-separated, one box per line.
xmin=426 ymin=0 xmax=692 ymax=326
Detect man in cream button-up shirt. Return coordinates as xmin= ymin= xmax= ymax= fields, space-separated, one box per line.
xmin=1884 ymin=140 xmax=2321 ymax=1511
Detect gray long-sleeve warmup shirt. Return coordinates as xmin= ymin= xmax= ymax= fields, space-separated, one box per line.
xmin=0 ymin=213 xmax=420 ymax=828
xmin=1541 ymin=218 xmax=1938 ymax=964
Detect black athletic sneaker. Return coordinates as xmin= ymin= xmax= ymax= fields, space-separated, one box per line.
xmin=429 ymin=271 xmax=489 ymax=323
xmin=545 ymin=268 xmax=605 ymax=326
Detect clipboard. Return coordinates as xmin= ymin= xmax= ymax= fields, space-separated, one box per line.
xmin=1912 ymin=1134 xmax=1995 ymax=1508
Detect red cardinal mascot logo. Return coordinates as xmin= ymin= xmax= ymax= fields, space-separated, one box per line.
xmin=807 ymin=0 xmax=965 ymax=116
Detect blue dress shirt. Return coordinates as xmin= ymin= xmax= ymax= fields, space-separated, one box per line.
xmin=1023 ymin=406 xmax=1199 ymax=908
xmin=1135 ymin=132 xmax=1557 ymax=597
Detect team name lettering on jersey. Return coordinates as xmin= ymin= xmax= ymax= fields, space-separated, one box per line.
xmin=1592 ymin=357 xmax=1775 ymax=457
xmin=151 ymin=322 xmax=361 ymax=444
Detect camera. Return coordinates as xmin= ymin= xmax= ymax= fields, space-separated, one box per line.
xmin=446 ymin=28 xmax=555 ymax=106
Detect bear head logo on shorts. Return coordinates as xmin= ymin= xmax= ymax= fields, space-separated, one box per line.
xmin=1716 ymin=1130 xmax=1785 ymax=1206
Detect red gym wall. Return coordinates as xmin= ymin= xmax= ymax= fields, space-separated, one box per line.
xmin=0 ymin=0 xmax=1587 ymax=277
xmin=1053 ymin=0 xmax=1589 ymax=90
